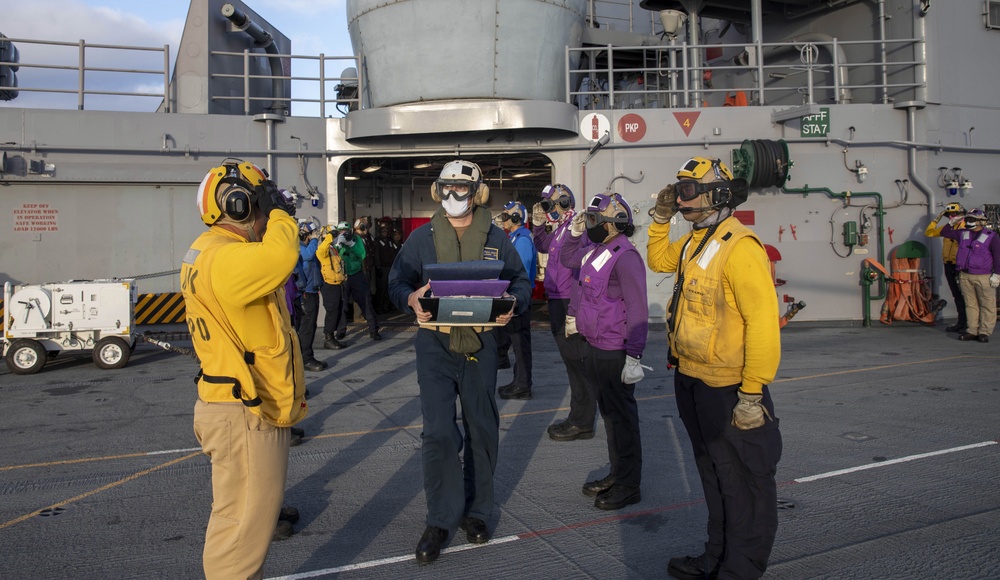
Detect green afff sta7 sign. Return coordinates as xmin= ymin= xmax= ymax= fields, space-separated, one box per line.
xmin=801 ymin=108 xmax=830 ymax=137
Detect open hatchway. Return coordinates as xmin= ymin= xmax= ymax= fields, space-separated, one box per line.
xmin=339 ymin=153 xmax=554 ymax=237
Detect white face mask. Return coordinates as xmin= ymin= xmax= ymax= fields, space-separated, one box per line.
xmin=442 ymin=196 xmax=471 ymax=217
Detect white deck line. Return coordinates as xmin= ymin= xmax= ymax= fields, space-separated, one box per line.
xmin=266 ymin=440 xmax=998 ymax=580
xmin=793 ymin=440 xmax=998 ymax=483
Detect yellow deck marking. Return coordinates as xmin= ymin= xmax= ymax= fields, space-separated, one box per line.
xmin=0 ymin=452 xmax=201 ymax=530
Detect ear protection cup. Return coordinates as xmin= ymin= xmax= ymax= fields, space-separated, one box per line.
xmin=218 ymin=183 xmax=253 ymax=222
xmin=474 ymin=182 xmax=489 ymax=207
xmin=613 ymin=211 xmax=628 ymax=232
xmin=509 ymin=210 xmax=522 ymax=225
xmin=710 ymin=184 xmax=734 ymax=207
xmin=430 ymin=182 xmax=441 ymax=203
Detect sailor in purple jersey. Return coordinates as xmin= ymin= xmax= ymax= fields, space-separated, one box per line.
xmin=560 ymin=193 xmax=649 ymax=511
xmin=530 ymin=184 xmax=598 ymax=441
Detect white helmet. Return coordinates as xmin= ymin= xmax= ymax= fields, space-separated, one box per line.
xmin=431 ymin=159 xmax=489 ymax=206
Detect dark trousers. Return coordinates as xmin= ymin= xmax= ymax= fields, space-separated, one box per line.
xmin=415 ymin=329 xmax=499 ymax=529
xmin=342 ymin=272 xmax=378 ymax=334
xmin=945 ymin=262 xmax=967 ymax=327
xmin=375 ymin=267 xmax=393 ymax=312
xmin=320 ymin=282 xmax=343 ymax=335
xmin=674 ymin=372 xmax=782 ymax=580
xmin=550 ymin=298 xmax=596 ymax=429
xmin=297 ymin=292 xmax=319 ymax=361
xmin=585 ymin=347 xmax=642 ymax=487
xmin=503 ymin=308 xmax=533 ymax=388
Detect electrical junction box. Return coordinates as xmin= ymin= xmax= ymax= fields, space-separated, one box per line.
xmin=843 ymin=221 xmax=858 ymax=246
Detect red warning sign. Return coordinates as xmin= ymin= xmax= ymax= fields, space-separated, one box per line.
xmin=617 ymin=113 xmax=646 ymax=143
xmin=673 ymin=111 xmax=701 ymax=137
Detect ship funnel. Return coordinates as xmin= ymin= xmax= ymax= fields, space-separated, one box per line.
xmin=347 ymin=0 xmax=586 ymax=108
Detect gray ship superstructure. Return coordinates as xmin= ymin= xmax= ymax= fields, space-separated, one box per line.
xmin=1 ymin=0 xmax=998 ymax=325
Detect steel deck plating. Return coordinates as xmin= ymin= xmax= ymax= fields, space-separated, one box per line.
xmin=1 ymin=320 xmax=998 ymax=579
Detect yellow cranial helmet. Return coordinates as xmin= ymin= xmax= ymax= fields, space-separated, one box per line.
xmin=944 ymin=202 xmax=965 ymax=215
xmin=197 ymin=159 xmax=268 ymax=226
xmin=676 ymin=156 xmax=734 ymax=183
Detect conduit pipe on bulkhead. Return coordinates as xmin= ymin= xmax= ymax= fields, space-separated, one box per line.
xmin=900 ymin=101 xmax=940 ymax=296
xmin=782 ymin=185 xmax=885 ymax=326
xmin=221 ymin=3 xmax=285 ymax=114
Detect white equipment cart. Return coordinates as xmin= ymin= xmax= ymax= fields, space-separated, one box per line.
xmin=2 ymin=279 xmax=138 ymax=375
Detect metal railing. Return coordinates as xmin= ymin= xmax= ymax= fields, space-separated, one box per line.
xmin=208 ymin=49 xmax=360 ymax=117
xmin=2 ymin=33 xmax=924 ymax=116
xmin=567 ymin=37 xmax=926 ymax=110
xmin=0 ymin=36 xmax=170 ymax=111
xmin=0 ymin=36 xmax=360 ymax=117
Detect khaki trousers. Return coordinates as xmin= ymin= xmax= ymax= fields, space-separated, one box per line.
xmin=194 ymin=400 xmax=290 ymax=580
xmin=959 ymin=272 xmax=997 ymax=336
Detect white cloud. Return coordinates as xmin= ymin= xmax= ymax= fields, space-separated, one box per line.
xmin=2 ymin=1 xmax=180 ymax=110
xmin=0 ymin=0 xmax=352 ymax=113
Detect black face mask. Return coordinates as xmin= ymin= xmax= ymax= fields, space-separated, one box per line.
xmin=343 ymin=232 xmax=355 ymax=242
xmin=586 ymin=224 xmax=608 ymax=244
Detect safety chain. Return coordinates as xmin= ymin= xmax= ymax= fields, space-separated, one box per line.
xmin=124 ymin=269 xmax=182 ymax=281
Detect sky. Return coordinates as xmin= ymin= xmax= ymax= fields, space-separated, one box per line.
xmin=1 ymin=0 xmax=354 ymax=116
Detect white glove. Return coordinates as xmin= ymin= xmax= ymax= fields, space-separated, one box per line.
xmin=570 ymin=213 xmax=587 ymax=238
xmin=731 ymin=388 xmax=773 ymax=430
xmin=531 ymin=203 xmax=546 ymax=227
xmin=565 ymin=315 xmax=578 ymax=337
xmin=621 ymin=355 xmax=651 ymax=385
xmin=335 ymin=233 xmax=347 ymax=246
xmin=991 ymin=273 xmax=1000 ymax=289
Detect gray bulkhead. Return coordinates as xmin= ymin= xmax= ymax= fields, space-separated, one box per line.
xmin=1 ymin=0 xmax=998 ymax=324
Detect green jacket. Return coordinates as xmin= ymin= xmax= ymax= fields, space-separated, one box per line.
xmin=338 ymin=237 xmax=366 ymax=276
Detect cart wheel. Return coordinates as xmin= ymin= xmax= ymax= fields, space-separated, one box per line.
xmin=93 ymin=336 xmax=131 ymax=370
xmin=5 ymin=339 xmax=47 ymax=375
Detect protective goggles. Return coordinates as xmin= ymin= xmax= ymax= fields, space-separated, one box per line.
xmin=674 ymin=180 xmax=726 ymax=202
xmin=584 ymin=195 xmax=629 ymax=227
xmin=964 ymin=219 xmax=980 ymax=228
xmin=540 ymin=196 xmax=571 ymax=212
xmin=500 ymin=201 xmax=522 ymax=221
xmin=436 ymin=180 xmax=473 ymax=200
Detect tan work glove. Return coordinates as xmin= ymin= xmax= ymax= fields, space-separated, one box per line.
xmin=651 ymin=184 xmax=678 ymax=224
xmin=731 ymin=388 xmax=773 ymax=430
xmin=531 ymin=203 xmax=546 ymax=227
xmin=565 ymin=314 xmax=578 ymax=337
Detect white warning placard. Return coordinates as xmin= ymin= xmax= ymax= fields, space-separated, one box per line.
xmin=580 ymin=113 xmax=611 ymax=143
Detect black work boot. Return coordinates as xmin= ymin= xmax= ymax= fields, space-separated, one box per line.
xmin=323 ymin=333 xmax=345 ymax=350
xmin=667 ymin=553 xmax=719 ymax=580
xmin=497 ymin=382 xmax=532 ymax=400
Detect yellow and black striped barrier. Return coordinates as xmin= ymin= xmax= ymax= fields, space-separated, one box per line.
xmin=135 ymin=293 xmax=186 ymax=325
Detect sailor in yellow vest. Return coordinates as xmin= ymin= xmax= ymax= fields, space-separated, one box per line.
xmin=317 ymin=223 xmax=348 ymax=350
xmin=924 ymin=202 xmax=967 ymax=332
xmin=647 ymin=157 xmax=781 ymax=580
xmin=182 ymin=159 xmax=308 ymax=579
